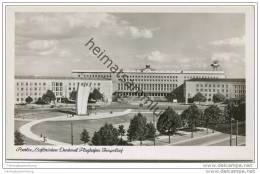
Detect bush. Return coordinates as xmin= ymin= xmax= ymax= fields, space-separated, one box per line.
xmin=25 ymin=96 xmax=33 ymax=104
xmin=145 ymin=122 xmax=156 ymax=139
xmin=213 ymin=93 xmax=225 ymax=103
xmin=91 ymin=123 xmax=119 ymax=145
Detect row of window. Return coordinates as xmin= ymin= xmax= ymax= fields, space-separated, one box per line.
xmin=17 ymin=97 xmax=38 ymax=102
xmin=184 ymin=75 xmax=219 ymax=79
xmin=234 ymin=85 xmax=246 ymax=90
xmin=122 ymin=78 xmax=178 ymax=82
xmin=196 ymin=88 xmax=228 ymax=93
xmin=118 ymin=92 xmax=168 ymax=97
xmin=17 ymin=87 xmax=47 ymax=91
xmin=196 ymin=84 xmax=229 ymax=88
xmin=188 ymin=93 xmax=229 ymax=98
xmin=78 ymin=74 xmax=111 ymax=79
xmin=17 ymin=93 xmax=42 ymax=96
xmin=118 ymin=83 xmax=177 ymax=91
xmin=235 ymin=90 xmax=245 ymax=94
xmin=17 ymin=82 xmax=46 ymax=86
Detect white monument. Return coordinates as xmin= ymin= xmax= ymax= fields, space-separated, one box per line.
xmin=76 ymin=82 xmax=91 ymax=115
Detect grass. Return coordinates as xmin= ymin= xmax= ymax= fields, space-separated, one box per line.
xmin=30 ymin=112 xmax=155 ymax=145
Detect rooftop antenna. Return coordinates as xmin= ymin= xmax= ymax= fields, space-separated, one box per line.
xmin=211 ymin=60 xmax=220 ymax=71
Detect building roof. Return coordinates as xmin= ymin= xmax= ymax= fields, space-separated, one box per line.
xmin=186 ymin=78 xmax=245 ymax=82
xmin=72 ymin=69 xmax=225 ymax=74
xmin=15 ymin=75 xmax=112 ymax=81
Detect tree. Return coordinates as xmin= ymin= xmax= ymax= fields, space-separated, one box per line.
xmin=35 ymin=97 xmax=47 ymax=104
xmin=80 ymin=129 xmax=90 ymax=145
xmin=25 ymin=96 xmax=33 ymax=104
xmin=213 ymin=93 xmax=225 ymax=103
xmin=166 ymin=91 xmax=177 ymax=102
xmin=225 ymin=100 xmax=236 ymax=122
xmin=204 ymin=105 xmax=222 ymax=133
xmin=145 ymin=122 xmax=156 ymax=139
xmin=127 ymin=113 xmax=147 ymax=145
xmin=118 ymin=125 xmax=125 ymax=141
xmin=91 ymin=123 xmax=119 ymax=145
xmin=69 ymin=90 xmax=77 ymax=100
xmin=193 ymin=92 xmax=206 ymax=104
xmin=42 ymin=90 xmax=56 ymax=104
xmin=157 ymin=107 xmax=181 ymax=143
xmin=14 ymin=130 xmax=24 ymax=145
xmin=91 ymin=88 xmax=103 ymax=101
xmin=91 ymin=131 xmax=102 ymax=145
xmin=181 ymin=104 xmax=202 ymax=138
xmin=233 ymin=102 xmax=245 ymax=121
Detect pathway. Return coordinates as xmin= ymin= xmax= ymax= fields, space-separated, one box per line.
xmin=19 ymin=109 xmax=132 ymax=145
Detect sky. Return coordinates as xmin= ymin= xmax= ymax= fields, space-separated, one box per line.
xmin=15 ymin=12 xmax=245 ymax=78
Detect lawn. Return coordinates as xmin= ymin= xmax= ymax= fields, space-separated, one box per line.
xmin=30 ymin=112 xmax=156 ymax=145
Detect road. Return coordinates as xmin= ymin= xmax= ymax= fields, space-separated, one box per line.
xmin=171 ymin=133 xmax=245 ymax=146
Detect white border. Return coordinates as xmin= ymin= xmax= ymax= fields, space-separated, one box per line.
xmin=1 ymin=1 xmax=258 ymax=170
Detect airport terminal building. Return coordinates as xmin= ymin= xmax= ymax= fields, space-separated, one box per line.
xmin=15 ymin=65 xmax=245 ymax=104
xmin=15 ymin=76 xmax=113 ymax=104
xmin=72 ymin=65 xmax=226 ymax=98
xmin=184 ymin=78 xmax=246 ymax=103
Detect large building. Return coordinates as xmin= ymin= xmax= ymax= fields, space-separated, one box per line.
xmin=184 ymin=78 xmax=246 ymax=103
xmin=72 ymin=65 xmax=226 ymax=97
xmin=15 ymin=76 xmax=113 ymax=104
xmin=15 ymin=65 xmax=245 ymax=105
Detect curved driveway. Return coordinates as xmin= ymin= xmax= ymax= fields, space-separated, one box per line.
xmin=19 ymin=109 xmax=132 ymax=145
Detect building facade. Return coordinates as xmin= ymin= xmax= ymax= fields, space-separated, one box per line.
xmin=15 ymin=76 xmax=113 ymax=104
xmin=72 ymin=65 xmax=226 ymax=97
xmin=184 ymin=78 xmax=246 ymax=103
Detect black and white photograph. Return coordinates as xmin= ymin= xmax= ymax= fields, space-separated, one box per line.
xmin=3 ymin=4 xmax=256 ymax=162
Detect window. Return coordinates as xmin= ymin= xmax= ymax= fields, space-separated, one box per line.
xmin=17 ymin=98 xmax=19 ymax=101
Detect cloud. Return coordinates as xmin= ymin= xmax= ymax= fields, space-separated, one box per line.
xmin=211 ymin=52 xmax=241 ymax=62
xmin=136 ymin=51 xmax=169 ymax=62
xmin=16 ymin=13 xmax=154 ymax=40
xmin=58 ymin=49 xmax=72 ymax=58
xmin=210 ymin=36 xmax=244 ymax=47
xmin=27 ymin=40 xmax=57 ymax=51
xmin=178 ymin=58 xmax=190 ymax=63
xmin=27 ymin=40 xmax=58 ymax=56
xmin=128 ymin=26 xmax=153 ymax=39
